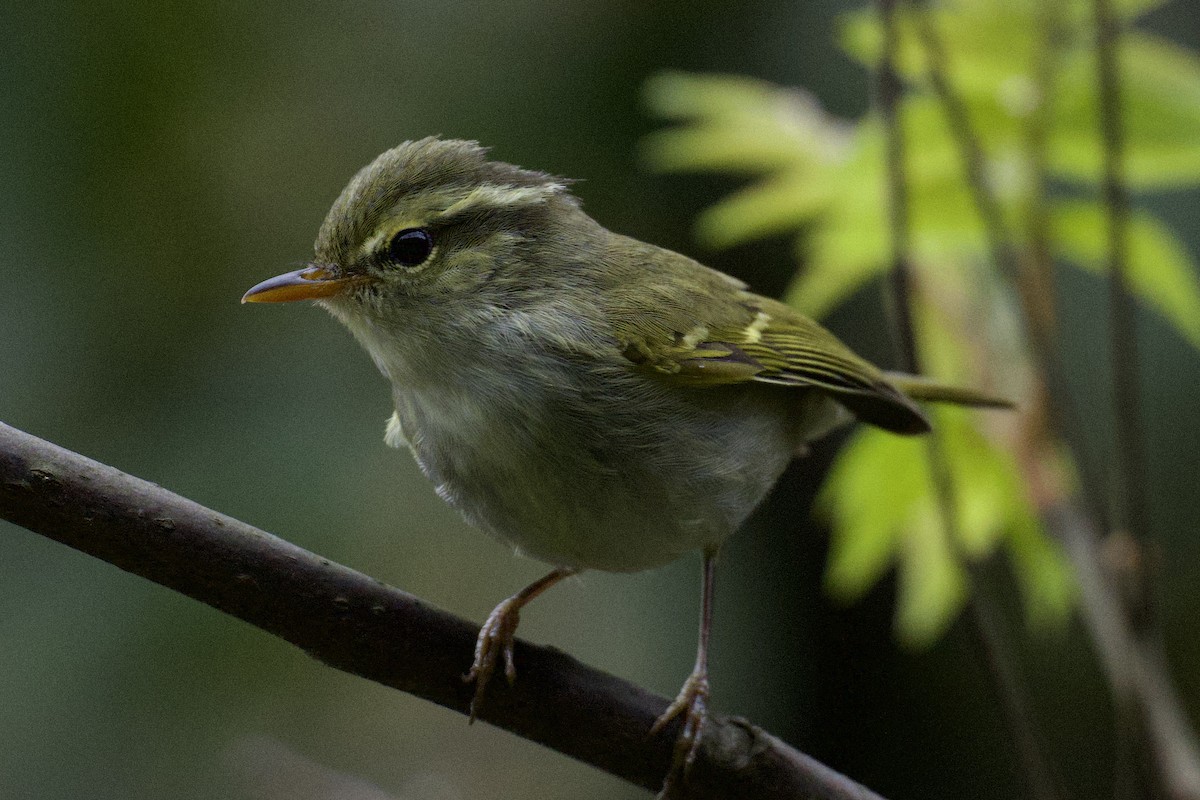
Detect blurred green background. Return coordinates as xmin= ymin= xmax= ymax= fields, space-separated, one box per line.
xmin=3 ymin=1 xmax=1200 ymax=798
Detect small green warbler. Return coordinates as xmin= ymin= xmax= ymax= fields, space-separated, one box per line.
xmin=243 ymin=137 xmax=1007 ymax=790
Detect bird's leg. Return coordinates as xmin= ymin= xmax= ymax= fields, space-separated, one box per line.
xmin=651 ymin=547 xmax=718 ymax=796
xmin=465 ymin=566 xmax=577 ymax=722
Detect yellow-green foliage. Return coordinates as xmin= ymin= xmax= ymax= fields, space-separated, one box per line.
xmin=643 ymin=0 xmax=1200 ymax=644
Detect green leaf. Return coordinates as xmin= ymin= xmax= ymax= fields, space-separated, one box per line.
xmin=895 ymin=501 xmax=968 ymax=647
xmin=935 ymin=410 xmax=1077 ymax=630
xmin=821 ymin=424 xmax=972 ymax=647
xmin=641 ymin=72 xmax=850 ymax=176
xmin=1006 ymin=511 xmax=1078 ymax=628
xmin=1050 ymin=35 xmax=1200 ymax=187
xmin=1052 ymin=201 xmax=1200 ymax=350
xmin=822 ymin=428 xmax=928 ymax=601
xmin=839 ymin=1 xmax=1042 ymax=105
xmin=786 ymin=105 xmax=995 ymax=319
xmin=841 ymin=0 xmax=1172 ymax=84
xmin=822 ymin=402 xmax=1075 ymax=646
xmin=692 ymin=169 xmax=834 ymax=249
xmin=840 ymin=4 xmax=1200 ymax=189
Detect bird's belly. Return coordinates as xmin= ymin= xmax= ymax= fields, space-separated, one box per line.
xmin=391 ymin=377 xmax=802 ymax=572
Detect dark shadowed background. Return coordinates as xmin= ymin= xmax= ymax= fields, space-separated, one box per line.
xmin=3 ymin=1 xmax=1200 ymax=798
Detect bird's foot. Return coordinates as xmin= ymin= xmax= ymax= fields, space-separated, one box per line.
xmin=651 ymin=668 xmax=710 ymax=798
xmin=462 ymin=567 xmax=577 ymax=722
xmin=463 ymin=596 xmax=522 ymax=722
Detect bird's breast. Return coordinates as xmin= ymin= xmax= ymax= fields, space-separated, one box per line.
xmin=388 ymin=351 xmax=802 ymax=573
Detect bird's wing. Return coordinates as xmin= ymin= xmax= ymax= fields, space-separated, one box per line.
xmin=607 ymin=256 xmax=929 ymax=435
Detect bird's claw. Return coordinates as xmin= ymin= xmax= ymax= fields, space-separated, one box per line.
xmin=464 ymin=597 xmax=522 ymax=722
xmin=651 ymin=670 xmax=710 ymax=798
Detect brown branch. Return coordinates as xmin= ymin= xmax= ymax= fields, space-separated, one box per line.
xmin=1044 ymin=502 xmax=1200 ymax=800
xmin=0 ymin=420 xmax=887 ymax=800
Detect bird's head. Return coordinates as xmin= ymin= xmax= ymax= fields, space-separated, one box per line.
xmin=242 ymin=137 xmax=578 ymax=320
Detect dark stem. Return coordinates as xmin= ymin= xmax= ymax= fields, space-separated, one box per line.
xmin=1094 ymin=0 xmax=1156 ymax=795
xmin=1045 ymin=501 xmax=1200 ymax=799
xmin=1093 ymin=0 xmax=1153 ymax=631
xmin=1021 ymin=0 xmax=1064 ymax=341
xmin=0 ymin=420 xmax=888 ymax=800
xmin=875 ymin=4 xmax=1062 ymax=799
xmin=963 ymin=566 xmax=1064 ymax=800
xmin=877 ymin=0 xmax=921 ymax=374
xmin=910 ymin=2 xmax=1106 ymax=524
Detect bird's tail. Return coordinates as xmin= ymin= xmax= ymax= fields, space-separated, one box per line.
xmin=884 ymin=372 xmax=1014 ymax=409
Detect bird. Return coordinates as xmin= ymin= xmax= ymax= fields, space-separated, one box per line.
xmin=242 ymin=136 xmax=1008 ymax=794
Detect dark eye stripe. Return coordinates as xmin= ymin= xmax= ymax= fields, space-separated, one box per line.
xmin=386 ymin=228 xmax=434 ymax=267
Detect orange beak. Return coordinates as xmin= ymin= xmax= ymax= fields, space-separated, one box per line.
xmin=241 ymin=265 xmax=357 ymax=303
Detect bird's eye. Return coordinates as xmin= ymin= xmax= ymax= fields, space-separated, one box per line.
xmin=386 ymin=228 xmax=434 ymax=267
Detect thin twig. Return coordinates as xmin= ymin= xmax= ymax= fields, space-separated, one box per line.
xmin=962 ymin=565 xmax=1063 ymax=800
xmin=1014 ymin=0 xmax=1070 ymax=515
xmin=875 ymin=4 xmax=1061 ymax=798
xmin=1021 ymin=0 xmax=1064 ymax=340
xmin=1093 ymin=0 xmax=1153 ymax=630
xmin=0 ymin=420 xmax=888 ymax=800
xmin=910 ymin=3 xmax=1106 ymax=522
xmin=877 ymin=0 xmax=921 ymax=372
xmin=1045 ymin=502 xmax=1200 ymax=800
xmin=1094 ymin=2 xmax=1157 ymax=795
